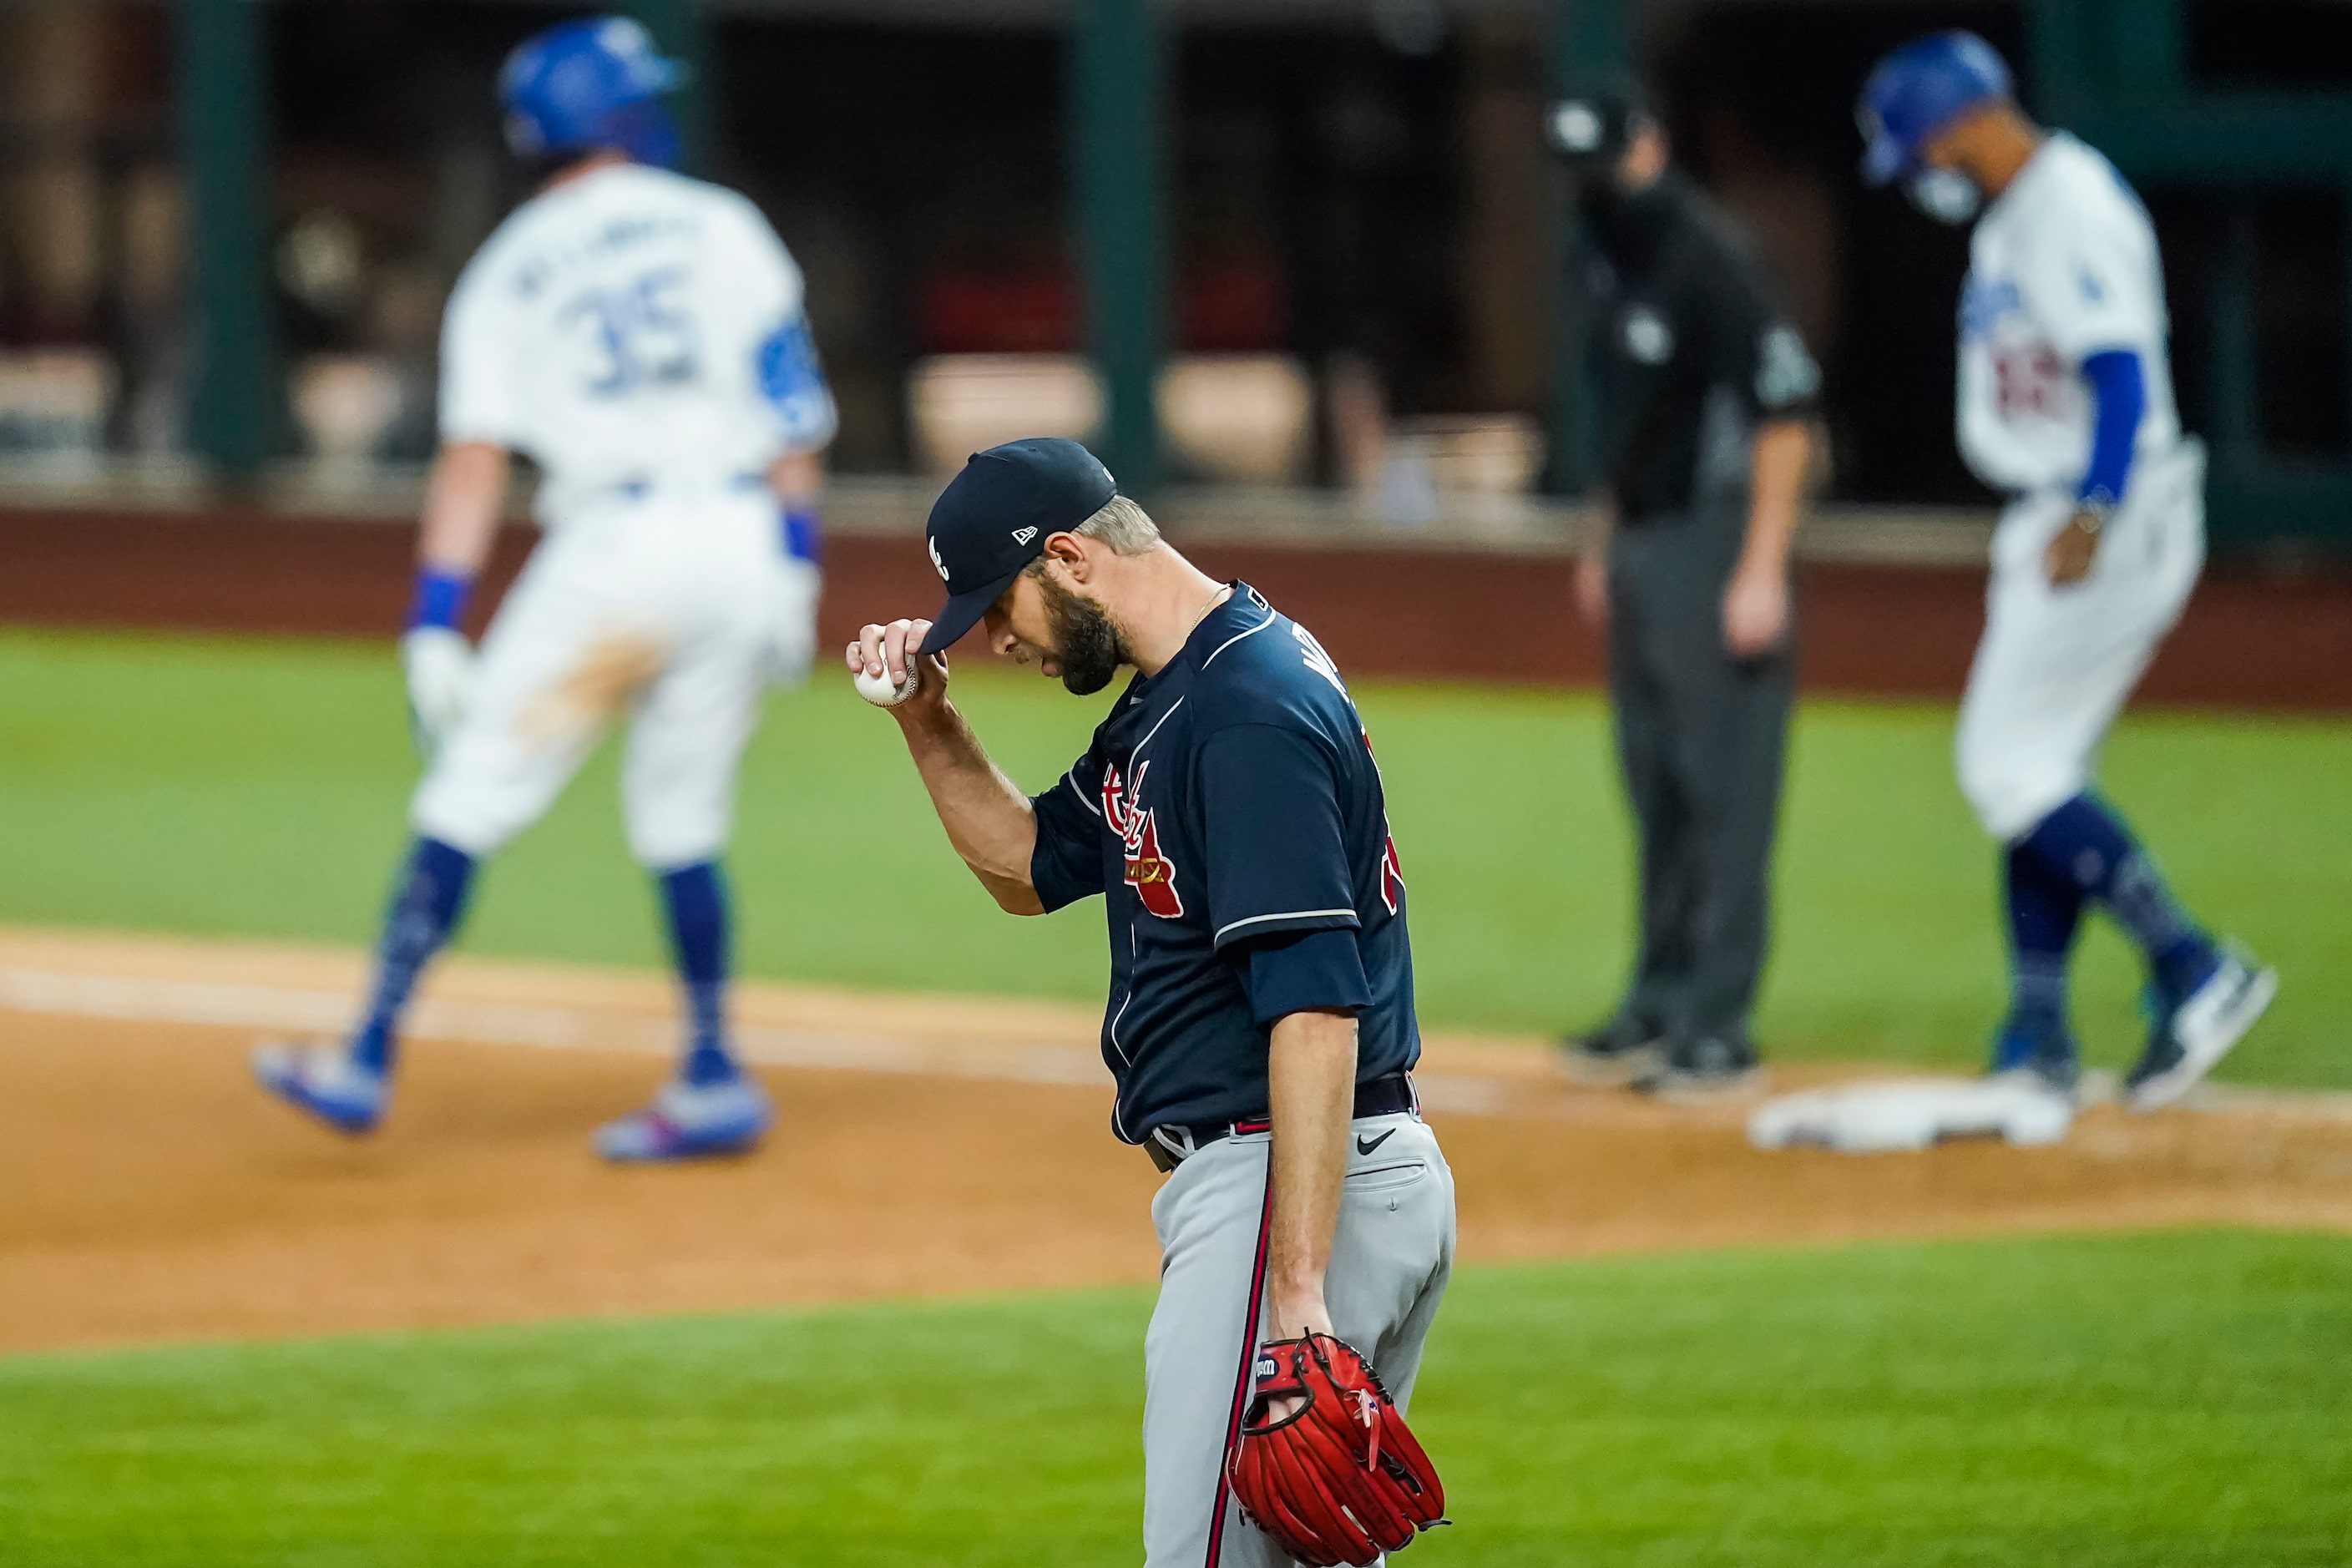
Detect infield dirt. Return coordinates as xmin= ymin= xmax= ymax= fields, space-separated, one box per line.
xmin=3 ymin=926 xmax=2349 ymax=1355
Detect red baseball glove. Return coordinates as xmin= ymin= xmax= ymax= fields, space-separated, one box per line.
xmin=1227 ymin=1333 xmax=1446 ymax=1566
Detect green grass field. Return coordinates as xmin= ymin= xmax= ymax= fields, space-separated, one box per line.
xmin=2 ymin=628 xmax=2344 ymax=1085
xmin=3 ymin=1230 xmax=2347 ymax=1565
xmin=4 ymin=632 xmax=2348 ymax=1565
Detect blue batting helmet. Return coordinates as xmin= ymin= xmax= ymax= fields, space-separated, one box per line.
xmin=1856 ymin=31 xmax=2013 ymax=186
xmin=499 ymin=16 xmax=687 ymax=168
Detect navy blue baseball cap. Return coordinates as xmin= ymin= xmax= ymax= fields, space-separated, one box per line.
xmin=918 ymin=438 xmax=1119 ymax=654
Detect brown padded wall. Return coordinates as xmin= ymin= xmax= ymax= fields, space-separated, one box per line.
xmin=2 ymin=508 xmax=2345 ymax=708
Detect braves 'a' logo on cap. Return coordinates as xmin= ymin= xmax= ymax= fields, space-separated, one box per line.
xmin=928 ymin=534 xmax=949 ymax=583
xmin=1101 ymin=760 xmax=1183 ymax=918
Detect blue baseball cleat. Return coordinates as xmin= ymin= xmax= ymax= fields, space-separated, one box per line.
xmin=2126 ymin=947 xmax=2279 ymax=1112
xmin=1986 ymin=1016 xmax=2081 ymax=1100
xmin=594 ymin=1075 xmax=774 ymax=1163
xmin=251 ymin=1041 xmax=388 ymax=1134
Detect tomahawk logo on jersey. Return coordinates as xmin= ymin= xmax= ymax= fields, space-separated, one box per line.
xmin=1028 ymin=584 xmax=1422 ymax=1142
xmin=1102 ymin=760 xmax=1185 ymax=919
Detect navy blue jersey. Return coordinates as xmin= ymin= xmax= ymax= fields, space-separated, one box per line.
xmin=1029 ymin=584 xmax=1419 ymax=1142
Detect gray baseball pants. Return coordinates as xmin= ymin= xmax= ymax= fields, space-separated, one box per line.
xmin=1141 ymin=1110 xmax=1455 ymax=1566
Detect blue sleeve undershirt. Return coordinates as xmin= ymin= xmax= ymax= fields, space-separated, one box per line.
xmin=406 ymin=569 xmax=471 ymax=632
xmin=781 ymin=507 xmax=821 ymax=564
xmin=2077 ymin=348 xmax=2146 ymax=508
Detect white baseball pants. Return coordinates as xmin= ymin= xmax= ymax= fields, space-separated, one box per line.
xmin=1955 ymin=441 xmax=2206 ymax=841
xmin=1141 ymin=1112 xmax=1454 ymax=1567
xmin=411 ymin=487 xmax=817 ymax=868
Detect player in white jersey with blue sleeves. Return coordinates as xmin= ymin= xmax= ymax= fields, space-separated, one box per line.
xmin=255 ymin=16 xmax=837 ymax=1161
xmin=1858 ymin=33 xmax=2275 ymax=1109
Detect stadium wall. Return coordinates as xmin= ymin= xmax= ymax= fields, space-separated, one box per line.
xmin=1 ymin=506 xmax=2347 ymax=709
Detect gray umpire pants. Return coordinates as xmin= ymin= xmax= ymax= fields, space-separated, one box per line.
xmin=1606 ymin=508 xmax=1793 ymax=1047
xmin=1141 ymin=1110 xmax=1454 ymax=1566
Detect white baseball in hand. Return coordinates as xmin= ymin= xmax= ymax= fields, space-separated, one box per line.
xmin=853 ymin=656 xmax=922 ymax=708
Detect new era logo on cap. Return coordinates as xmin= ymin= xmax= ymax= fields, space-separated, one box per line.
xmin=1012 ymin=527 xmax=1039 ymax=545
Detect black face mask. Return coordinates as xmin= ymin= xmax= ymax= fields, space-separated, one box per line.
xmin=1576 ymin=172 xmax=1681 ymax=271
xmin=1036 ymin=570 xmax=1130 ymax=696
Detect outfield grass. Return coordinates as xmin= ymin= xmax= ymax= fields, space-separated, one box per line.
xmin=1 ymin=1230 xmax=2345 ymax=1565
xmin=1 ymin=629 xmax=2346 ymax=1085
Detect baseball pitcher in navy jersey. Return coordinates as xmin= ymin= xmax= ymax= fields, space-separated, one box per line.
xmin=847 ymin=438 xmax=1454 ymax=1565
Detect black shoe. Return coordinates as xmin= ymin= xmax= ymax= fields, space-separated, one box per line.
xmin=1632 ymin=1035 xmax=1762 ymax=1100
xmin=1556 ymin=1014 xmax=1663 ymax=1085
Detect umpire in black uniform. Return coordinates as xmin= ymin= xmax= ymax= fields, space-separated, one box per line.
xmin=1549 ymin=92 xmax=1822 ymax=1094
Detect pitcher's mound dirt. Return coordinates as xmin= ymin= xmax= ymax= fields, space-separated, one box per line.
xmin=3 ymin=930 xmax=2349 ymax=1354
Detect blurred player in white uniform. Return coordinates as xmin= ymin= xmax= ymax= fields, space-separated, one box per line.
xmin=1859 ymin=33 xmax=2274 ymax=1109
xmin=255 ymin=17 xmax=837 ymax=1160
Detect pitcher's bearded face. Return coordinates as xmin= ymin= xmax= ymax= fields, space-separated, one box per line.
xmin=1037 ymin=572 xmax=1128 ymax=694
xmin=987 ymin=569 xmax=1131 ymax=695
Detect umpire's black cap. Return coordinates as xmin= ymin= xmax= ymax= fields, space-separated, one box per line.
xmin=918 ymin=438 xmax=1118 ymax=654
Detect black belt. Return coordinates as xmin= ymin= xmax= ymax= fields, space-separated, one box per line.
xmin=1144 ymin=1072 xmax=1418 ymax=1173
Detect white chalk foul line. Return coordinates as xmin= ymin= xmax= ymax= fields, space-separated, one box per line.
xmin=2 ymin=969 xmax=354 ymax=1036
xmin=0 ymin=967 xmax=1117 ymax=1091
xmin=7 ymin=966 xmax=2339 ymax=1125
xmin=0 ymin=965 xmax=1519 ymax=1110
